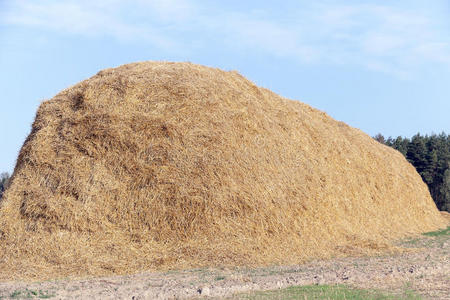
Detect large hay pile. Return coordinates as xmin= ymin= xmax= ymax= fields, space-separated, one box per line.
xmin=0 ymin=62 xmax=446 ymax=280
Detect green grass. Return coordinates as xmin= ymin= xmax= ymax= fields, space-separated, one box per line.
xmin=215 ymin=276 xmax=226 ymax=281
xmin=400 ymin=225 xmax=450 ymax=248
xmin=231 ymin=284 xmax=422 ymax=300
xmin=9 ymin=289 xmax=54 ymax=299
xmin=423 ymin=226 xmax=450 ymax=237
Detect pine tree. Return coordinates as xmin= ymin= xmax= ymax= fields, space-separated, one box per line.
xmin=380 ymin=132 xmax=449 ymax=212
xmin=407 ymin=134 xmax=428 ymax=176
xmin=0 ymin=172 xmax=10 ymax=199
xmin=392 ymin=136 xmax=408 ymax=156
xmin=440 ymin=167 xmax=450 ymax=211
xmin=373 ymin=133 xmax=386 ymax=144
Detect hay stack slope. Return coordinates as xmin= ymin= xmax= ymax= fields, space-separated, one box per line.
xmin=0 ymin=62 xmax=446 ymax=280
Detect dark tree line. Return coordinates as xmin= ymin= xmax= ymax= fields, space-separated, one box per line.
xmin=374 ymin=132 xmax=450 ymax=212
xmin=0 ymin=172 xmax=10 ymax=200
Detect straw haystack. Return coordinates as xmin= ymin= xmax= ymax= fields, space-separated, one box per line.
xmin=0 ymin=62 xmax=446 ymax=280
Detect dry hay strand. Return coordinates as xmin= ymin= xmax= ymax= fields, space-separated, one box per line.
xmin=440 ymin=211 xmax=450 ymax=222
xmin=0 ymin=62 xmax=447 ymax=280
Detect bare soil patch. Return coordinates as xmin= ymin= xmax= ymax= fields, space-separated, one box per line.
xmin=0 ymin=231 xmax=448 ymax=299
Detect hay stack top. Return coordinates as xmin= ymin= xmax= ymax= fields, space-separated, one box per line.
xmin=0 ymin=62 xmax=446 ymax=280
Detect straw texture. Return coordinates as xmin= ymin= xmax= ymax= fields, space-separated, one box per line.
xmin=0 ymin=62 xmax=446 ymax=280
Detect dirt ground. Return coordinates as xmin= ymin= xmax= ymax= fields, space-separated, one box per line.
xmin=0 ymin=232 xmax=448 ymax=300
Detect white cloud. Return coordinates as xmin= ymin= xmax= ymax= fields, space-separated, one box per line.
xmin=362 ymin=34 xmax=406 ymax=55
xmin=208 ymin=13 xmax=320 ymax=63
xmin=414 ymin=42 xmax=450 ymax=64
xmin=1 ymin=0 xmax=184 ymax=48
xmin=137 ymin=0 xmax=195 ymax=22
xmin=2 ymin=0 xmax=449 ymax=78
xmin=365 ymin=61 xmax=411 ymax=80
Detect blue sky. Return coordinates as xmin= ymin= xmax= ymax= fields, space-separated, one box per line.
xmin=1 ymin=0 xmax=449 ymax=173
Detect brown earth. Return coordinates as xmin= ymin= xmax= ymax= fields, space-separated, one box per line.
xmin=0 ymin=229 xmax=448 ymax=299
xmin=0 ymin=62 xmax=447 ymax=280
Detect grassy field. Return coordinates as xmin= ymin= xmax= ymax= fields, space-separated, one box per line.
xmin=230 ymin=284 xmax=421 ymax=300
xmin=423 ymin=226 xmax=450 ymax=237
